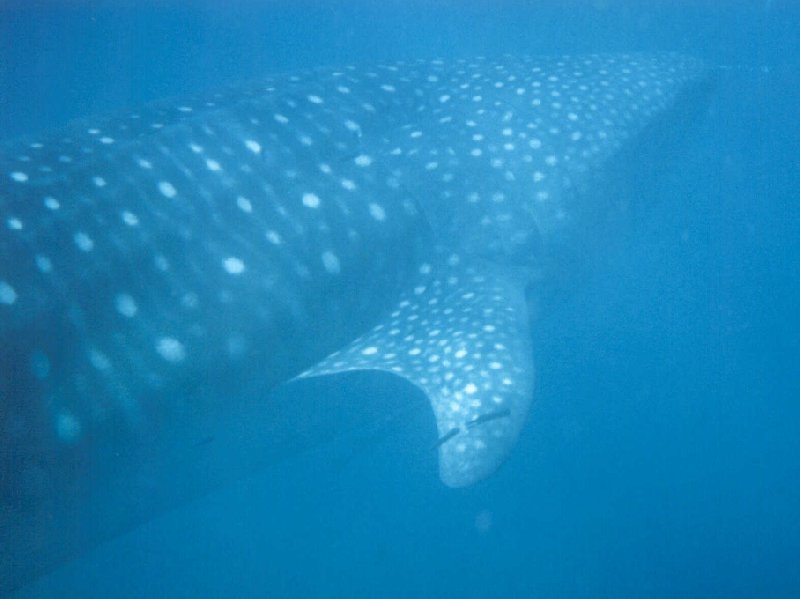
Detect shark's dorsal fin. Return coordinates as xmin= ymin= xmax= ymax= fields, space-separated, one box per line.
xmin=300 ymin=253 xmax=533 ymax=487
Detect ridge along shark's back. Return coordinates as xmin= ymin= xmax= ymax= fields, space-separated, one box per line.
xmin=0 ymin=53 xmax=710 ymax=592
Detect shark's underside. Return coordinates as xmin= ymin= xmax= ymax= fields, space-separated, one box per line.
xmin=0 ymin=53 xmax=709 ymax=591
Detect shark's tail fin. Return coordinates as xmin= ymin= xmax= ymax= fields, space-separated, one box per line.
xmin=299 ymin=253 xmax=534 ymax=487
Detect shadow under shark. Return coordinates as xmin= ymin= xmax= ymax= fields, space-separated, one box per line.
xmin=0 ymin=53 xmax=711 ymax=592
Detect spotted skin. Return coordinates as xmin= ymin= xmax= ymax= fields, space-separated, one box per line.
xmin=0 ymin=74 xmax=426 ymax=435
xmin=303 ymin=253 xmax=534 ymax=487
xmin=0 ymin=54 xmax=708 ymax=591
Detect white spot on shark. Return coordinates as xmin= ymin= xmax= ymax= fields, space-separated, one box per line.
xmin=115 ymin=294 xmax=138 ymax=317
xmin=223 ymin=257 xmax=245 ymax=274
xmin=369 ymin=203 xmax=387 ymax=221
xmin=237 ymin=196 xmax=253 ymax=213
xmin=244 ymin=139 xmax=262 ymax=154
xmin=321 ymin=251 xmax=341 ymax=274
xmin=89 ymin=349 xmax=111 ymax=371
xmin=0 ymin=281 xmax=17 ymax=305
xmin=56 ymin=411 xmax=82 ymax=443
xmin=73 ymin=232 xmax=94 ymax=252
xmin=158 ymin=181 xmax=177 ymax=198
xmin=35 ymin=255 xmax=52 ymax=273
xmin=265 ymin=230 xmax=283 ymax=245
xmin=302 ymin=192 xmax=321 ymax=208
xmin=156 ymin=337 xmax=186 ymax=363
xmin=344 ymin=120 xmax=361 ymax=134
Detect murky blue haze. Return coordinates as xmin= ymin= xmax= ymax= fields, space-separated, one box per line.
xmin=1 ymin=0 xmax=798 ymax=596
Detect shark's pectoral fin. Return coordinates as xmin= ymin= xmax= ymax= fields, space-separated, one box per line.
xmin=299 ymin=254 xmax=534 ymax=487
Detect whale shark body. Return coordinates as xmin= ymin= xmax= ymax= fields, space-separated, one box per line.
xmin=0 ymin=53 xmax=709 ymax=590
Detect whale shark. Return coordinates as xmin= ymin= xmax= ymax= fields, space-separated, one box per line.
xmin=0 ymin=53 xmax=709 ymax=591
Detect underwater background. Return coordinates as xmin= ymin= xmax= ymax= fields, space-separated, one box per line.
xmin=2 ymin=0 xmax=798 ymax=596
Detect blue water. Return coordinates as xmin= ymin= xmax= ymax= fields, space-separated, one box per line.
xmin=3 ymin=1 xmax=799 ymax=596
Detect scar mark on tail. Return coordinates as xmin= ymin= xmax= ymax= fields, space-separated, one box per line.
xmin=433 ymin=427 xmax=460 ymax=449
xmin=466 ymin=408 xmax=512 ymax=429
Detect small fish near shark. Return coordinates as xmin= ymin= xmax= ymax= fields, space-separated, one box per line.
xmin=0 ymin=53 xmax=710 ymax=591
